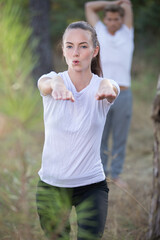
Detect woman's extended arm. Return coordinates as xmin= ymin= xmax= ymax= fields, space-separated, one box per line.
xmin=95 ymin=79 xmax=120 ymax=103
xmin=38 ymin=75 xmax=75 ymax=102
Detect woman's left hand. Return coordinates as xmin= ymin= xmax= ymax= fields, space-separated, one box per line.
xmin=95 ymin=79 xmax=117 ymax=103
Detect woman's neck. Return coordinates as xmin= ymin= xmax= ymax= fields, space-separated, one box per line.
xmin=68 ymin=69 xmax=93 ymax=92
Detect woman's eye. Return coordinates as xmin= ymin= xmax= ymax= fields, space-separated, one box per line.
xmin=66 ymin=45 xmax=72 ymax=49
xmin=81 ymin=45 xmax=87 ymax=48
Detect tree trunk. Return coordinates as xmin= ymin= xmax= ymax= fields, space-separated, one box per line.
xmin=30 ymin=0 xmax=53 ymax=81
xmin=146 ymin=75 xmax=160 ymax=240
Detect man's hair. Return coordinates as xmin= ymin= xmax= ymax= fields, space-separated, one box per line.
xmin=104 ymin=5 xmax=125 ymax=17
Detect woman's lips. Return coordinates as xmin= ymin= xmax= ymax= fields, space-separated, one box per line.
xmin=73 ymin=60 xmax=80 ymax=65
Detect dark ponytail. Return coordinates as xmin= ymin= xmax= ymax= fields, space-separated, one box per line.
xmin=91 ymin=44 xmax=103 ymax=77
xmin=63 ymin=21 xmax=103 ymax=77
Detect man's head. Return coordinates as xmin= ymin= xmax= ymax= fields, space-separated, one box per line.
xmin=103 ymin=5 xmax=125 ymax=35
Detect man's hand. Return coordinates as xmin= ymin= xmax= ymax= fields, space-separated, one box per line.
xmin=117 ymin=0 xmax=131 ymax=5
xmin=95 ymin=79 xmax=117 ymax=103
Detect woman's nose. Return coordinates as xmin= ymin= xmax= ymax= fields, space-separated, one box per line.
xmin=73 ymin=47 xmax=79 ymax=56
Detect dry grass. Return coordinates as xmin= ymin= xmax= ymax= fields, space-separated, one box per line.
xmin=101 ymin=85 xmax=154 ymax=240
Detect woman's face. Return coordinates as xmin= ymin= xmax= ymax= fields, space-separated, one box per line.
xmin=62 ymin=28 xmax=99 ymax=73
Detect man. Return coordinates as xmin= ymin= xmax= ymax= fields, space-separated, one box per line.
xmin=85 ymin=0 xmax=134 ymax=188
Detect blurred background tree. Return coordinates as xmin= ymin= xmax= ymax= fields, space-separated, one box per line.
xmin=30 ymin=0 xmax=53 ymax=82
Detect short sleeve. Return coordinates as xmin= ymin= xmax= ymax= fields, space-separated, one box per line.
xmin=94 ymin=20 xmax=106 ymax=35
xmin=37 ymin=71 xmax=57 ymax=87
xmin=123 ymin=25 xmax=134 ymax=40
xmin=37 ymin=71 xmax=57 ymax=97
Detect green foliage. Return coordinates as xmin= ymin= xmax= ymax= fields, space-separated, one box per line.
xmin=132 ymin=70 xmax=157 ymax=103
xmin=0 ymin=1 xmax=43 ymax=239
xmin=134 ymin=0 xmax=160 ymax=37
xmin=50 ymin=0 xmax=87 ymax=42
xmin=0 ymin=0 xmax=41 ymax=129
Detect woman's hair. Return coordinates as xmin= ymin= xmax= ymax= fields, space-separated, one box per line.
xmin=62 ymin=21 xmax=103 ymax=77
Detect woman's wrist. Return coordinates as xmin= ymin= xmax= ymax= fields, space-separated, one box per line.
xmin=51 ymin=75 xmax=65 ymax=90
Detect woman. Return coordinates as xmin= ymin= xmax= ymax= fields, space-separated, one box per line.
xmin=37 ymin=21 xmax=120 ymax=240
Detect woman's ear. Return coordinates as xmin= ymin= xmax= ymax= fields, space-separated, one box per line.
xmin=93 ymin=45 xmax=99 ymax=58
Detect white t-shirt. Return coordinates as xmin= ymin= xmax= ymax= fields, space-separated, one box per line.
xmin=38 ymin=71 xmax=120 ymax=187
xmin=95 ymin=21 xmax=134 ymax=87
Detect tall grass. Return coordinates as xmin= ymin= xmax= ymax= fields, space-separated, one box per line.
xmin=0 ymin=1 xmax=44 ymax=239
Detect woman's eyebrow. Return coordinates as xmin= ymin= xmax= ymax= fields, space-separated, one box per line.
xmin=79 ymin=42 xmax=89 ymax=45
xmin=65 ymin=41 xmax=89 ymax=45
xmin=65 ymin=42 xmax=73 ymax=45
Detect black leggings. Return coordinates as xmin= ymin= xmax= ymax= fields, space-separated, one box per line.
xmin=36 ymin=180 xmax=109 ymax=240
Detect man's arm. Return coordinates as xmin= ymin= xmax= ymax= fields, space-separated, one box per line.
xmin=119 ymin=0 xmax=133 ymax=28
xmin=85 ymin=1 xmax=110 ymax=27
xmin=85 ymin=0 xmax=133 ymax=28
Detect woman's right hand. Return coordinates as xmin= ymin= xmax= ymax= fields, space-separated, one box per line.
xmin=51 ymin=76 xmax=75 ymax=102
